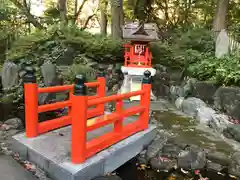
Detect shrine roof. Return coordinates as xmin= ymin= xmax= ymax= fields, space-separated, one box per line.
xmin=122 ymin=22 xmax=159 ymax=42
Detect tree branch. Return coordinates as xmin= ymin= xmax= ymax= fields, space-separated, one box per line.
xmin=9 ymin=0 xmax=43 ymax=29
xmin=74 ymin=0 xmax=88 ymax=22
xmin=81 ymin=14 xmax=96 ymax=30
xmin=81 ymin=6 xmax=99 ymax=30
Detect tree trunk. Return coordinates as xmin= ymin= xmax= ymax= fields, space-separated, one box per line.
xmin=213 ymin=0 xmax=229 ymax=34
xmin=111 ymin=0 xmax=123 ymax=39
xmin=58 ymin=0 xmax=67 ymax=23
xmin=74 ymin=0 xmax=78 ymax=14
xmin=100 ymin=0 xmax=108 ymax=35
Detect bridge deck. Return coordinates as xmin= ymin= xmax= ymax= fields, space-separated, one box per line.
xmin=11 ymin=112 xmax=156 ymax=180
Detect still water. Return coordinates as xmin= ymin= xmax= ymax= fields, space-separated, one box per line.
xmin=114 ymin=110 xmax=239 ymax=180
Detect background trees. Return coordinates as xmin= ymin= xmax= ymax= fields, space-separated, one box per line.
xmin=0 ymin=0 xmax=240 ymax=85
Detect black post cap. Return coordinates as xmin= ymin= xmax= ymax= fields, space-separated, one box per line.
xmin=97 ymin=65 xmax=105 ymax=77
xmin=74 ymin=74 xmax=87 ymax=96
xmin=142 ymin=70 xmax=152 ymax=84
xmin=23 ymin=66 xmax=36 ymax=83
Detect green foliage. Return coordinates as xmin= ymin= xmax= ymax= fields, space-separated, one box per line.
xmin=63 ymin=64 xmax=97 ymax=84
xmin=174 ymin=28 xmax=215 ymax=53
xmin=150 ymin=27 xmax=215 ymax=69
xmin=7 ymin=25 xmax=124 ymax=65
xmin=188 ymin=53 xmax=240 ymax=86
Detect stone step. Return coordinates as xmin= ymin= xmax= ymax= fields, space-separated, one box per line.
xmin=0 ymin=154 xmax=38 ymax=180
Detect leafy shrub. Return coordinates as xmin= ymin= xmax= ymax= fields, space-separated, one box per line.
xmin=187 ymin=52 xmax=240 ymax=86
xmin=7 ymin=25 xmax=124 ymax=65
xmin=175 ymin=27 xmax=215 ymax=53
xmin=63 ymin=64 xmax=97 ymax=84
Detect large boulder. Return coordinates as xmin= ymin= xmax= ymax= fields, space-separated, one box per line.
xmin=175 ymin=97 xmax=184 ymax=110
xmin=213 ymin=86 xmax=240 ymax=118
xmin=146 ymin=136 xmax=168 ymax=160
xmin=196 ymin=106 xmax=216 ymax=124
xmin=223 ymin=124 xmax=240 ymax=142
xmin=39 ymin=61 xmax=62 ymax=105
xmin=209 ymin=113 xmax=231 ymax=133
xmin=191 ymin=81 xmax=217 ymax=104
xmin=1 ymin=61 xmax=20 ymax=90
xmin=229 ymin=152 xmax=240 ymax=178
xmin=181 ymin=97 xmax=207 ymax=117
xmin=169 ymin=85 xmax=185 ymax=102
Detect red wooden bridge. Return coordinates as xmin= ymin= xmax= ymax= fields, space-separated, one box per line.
xmin=23 ymin=67 xmax=152 ymax=164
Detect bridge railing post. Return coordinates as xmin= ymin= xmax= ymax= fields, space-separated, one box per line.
xmin=71 ymin=75 xmax=88 ymax=164
xmin=96 ymin=66 xmax=106 ymax=115
xmin=140 ymin=70 xmax=151 ymax=129
xmin=115 ymin=100 xmax=123 ymax=133
xmin=23 ymin=66 xmax=38 ymax=138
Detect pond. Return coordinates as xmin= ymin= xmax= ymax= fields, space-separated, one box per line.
xmin=153 ymin=111 xmax=235 ymax=155
xmin=114 ymin=110 xmax=239 ymax=180
xmin=115 ymin=157 xmax=236 ymax=180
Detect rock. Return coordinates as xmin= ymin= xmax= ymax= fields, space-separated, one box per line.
xmin=182 ymin=78 xmax=197 ymax=98
xmin=6 ymin=129 xmax=20 ymax=136
xmin=215 ymin=29 xmax=229 ymax=58
xmin=181 ymin=97 xmax=207 ymax=117
xmin=175 ymin=97 xmax=184 ymax=110
xmin=209 ymin=114 xmax=231 ymax=133
xmin=150 ymin=156 xmax=177 ymax=171
xmin=152 ymin=65 xmax=170 ymax=98
xmin=146 ymin=136 xmax=168 ymax=160
xmin=229 ymin=152 xmax=240 ymax=177
xmin=158 ymin=143 xmax=182 ymax=158
xmin=213 ymin=86 xmax=240 ymax=116
xmin=169 ymin=85 xmax=184 ymax=102
xmin=4 ymin=118 xmax=23 ymax=129
xmin=41 ymin=61 xmax=57 ymax=86
xmin=39 ymin=61 xmax=62 ymax=105
xmin=0 ymin=130 xmax=5 ymax=141
xmin=1 ymin=61 xmax=20 ymax=90
xmin=196 ymin=106 xmax=215 ymax=124
xmin=206 ymin=162 xmax=223 ymax=172
xmin=192 ymin=81 xmax=217 ymax=104
xmin=177 ymin=146 xmax=206 ymax=170
xmin=207 ymin=151 xmax=230 ymax=166
xmin=167 ymin=138 xmax=188 ymax=149
xmin=229 ymin=103 xmax=240 ymax=120
xmin=137 ymin=150 xmax=147 ymax=164
xmin=223 ymin=124 xmax=240 ymax=142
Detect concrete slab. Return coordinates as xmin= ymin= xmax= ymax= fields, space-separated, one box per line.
xmin=11 ymin=114 xmax=157 ymax=180
xmin=0 ymin=154 xmax=38 ymax=180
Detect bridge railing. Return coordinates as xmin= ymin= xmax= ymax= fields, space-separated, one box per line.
xmin=23 ymin=67 xmax=152 ymax=164
xmin=71 ymin=71 xmax=151 ymax=164
xmin=23 ymin=67 xmax=106 ymax=138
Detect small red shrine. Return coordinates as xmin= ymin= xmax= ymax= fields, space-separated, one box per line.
xmin=119 ymin=22 xmax=158 ymax=101
xmin=122 ymin=22 xmax=158 ymax=68
xmin=123 ymin=42 xmax=152 ymax=67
